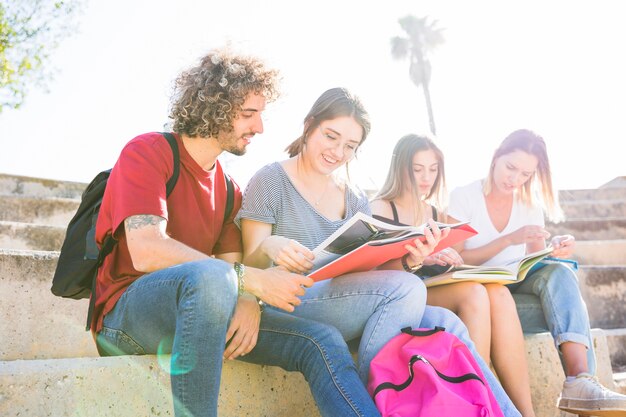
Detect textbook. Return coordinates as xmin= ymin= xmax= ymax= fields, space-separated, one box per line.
xmin=422 ymin=246 xmax=557 ymax=288
xmin=307 ymin=212 xmax=477 ymax=281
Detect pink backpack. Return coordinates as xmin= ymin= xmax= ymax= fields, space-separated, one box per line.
xmin=367 ymin=327 xmax=505 ymax=417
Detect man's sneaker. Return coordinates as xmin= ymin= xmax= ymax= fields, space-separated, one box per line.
xmin=557 ymin=373 xmax=626 ymax=416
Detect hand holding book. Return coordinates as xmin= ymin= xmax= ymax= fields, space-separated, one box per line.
xmin=398 ymin=219 xmax=450 ymax=271
xmin=260 ymin=235 xmax=315 ymax=274
xmin=307 ymin=213 xmax=477 ymax=281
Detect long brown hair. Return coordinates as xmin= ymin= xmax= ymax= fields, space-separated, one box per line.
xmin=284 ymin=87 xmax=371 ymax=158
xmin=375 ymin=134 xmax=446 ymax=223
xmin=484 ymin=129 xmax=562 ymax=221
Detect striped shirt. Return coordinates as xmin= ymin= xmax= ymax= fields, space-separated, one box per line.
xmin=236 ymin=162 xmax=370 ymax=250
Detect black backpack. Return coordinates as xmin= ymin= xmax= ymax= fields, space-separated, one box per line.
xmin=51 ymin=132 xmax=234 ymax=329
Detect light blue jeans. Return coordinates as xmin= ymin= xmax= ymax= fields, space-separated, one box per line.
xmin=96 ymin=259 xmax=381 ymax=417
xmin=510 ymin=263 xmax=596 ymax=375
xmin=290 ymin=270 xmax=521 ymax=417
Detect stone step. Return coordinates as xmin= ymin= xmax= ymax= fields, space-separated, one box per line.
xmin=573 ymin=240 xmax=626 ymax=265
xmin=0 ymin=331 xmax=617 ymax=417
xmin=578 ymin=266 xmax=626 ymax=329
xmin=605 ymin=328 xmax=626 ymax=369
xmin=559 ymin=185 xmax=626 ymax=202
xmin=561 ymin=199 xmax=626 ymax=219
xmin=0 ymin=220 xmax=65 ymax=251
xmin=0 ymin=355 xmax=319 ymax=417
xmin=547 ymin=217 xmax=626 ymax=240
xmin=0 ymin=172 xmax=86 ymax=199
xmin=0 ymin=249 xmax=97 ymax=360
xmin=0 ymin=195 xmax=79 ymax=227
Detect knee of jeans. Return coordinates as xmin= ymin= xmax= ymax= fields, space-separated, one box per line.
xmin=386 ymin=270 xmax=427 ymax=301
xmin=534 ymin=264 xmax=580 ymax=294
xmin=178 ymin=259 xmax=238 ymax=317
xmin=303 ymin=323 xmax=351 ymax=362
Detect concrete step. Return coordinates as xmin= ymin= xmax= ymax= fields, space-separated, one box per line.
xmin=0 ymin=330 xmax=617 ymax=417
xmin=0 ymin=355 xmax=319 ymax=417
xmin=0 ymin=172 xmax=86 ymax=199
xmin=0 ymin=249 xmax=98 ymax=360
xmin=524 ymin=329 xmax=617 ymax=417
xmin=573 ymin=239 xmax=626 ymax=265
xmin=578 ymin=266 xmax=626 ymax=329
xmin=0 ymin=220 xmax=65 ymax=251
xmin=605 ymin=328 xmax=626 ymax=369
xmin=547 ymin=217 xmax=626 ymax=240
xmin=0 ymin=195 xmax=79 ymax=227
xmin=559 ymin=186 xmax=626 ymax=202
xmin=561 ymin=199 xmax=626 ymax=219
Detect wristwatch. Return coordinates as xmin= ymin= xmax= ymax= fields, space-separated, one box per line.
xmin=401 ymin=254 xmax=423 ymax=273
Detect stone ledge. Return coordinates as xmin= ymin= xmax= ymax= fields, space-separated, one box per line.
xmin=0 ymin=173 xmax=86 ymax=199
xmin=0 ymin=355 xmax=318 ymax=417
xmin=547 ymin=218 xmax=626 ymax=240
xmin=0 ymin=331 xmax=617 ymax=417
xmin=0 ymin=221 xmax=65 ymax=251
xmin=0 ymin=195 xmax=79 ymax=226
xmin=573 ymin=240 xmax=626 ymax=265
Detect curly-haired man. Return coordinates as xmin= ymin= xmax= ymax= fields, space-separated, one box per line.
xmin=92 ymin=49 xmax=382 ymax=417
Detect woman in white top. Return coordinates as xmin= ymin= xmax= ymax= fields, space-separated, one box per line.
xmin=370 ymin=134 xmax=536 ymax=417
xmin=448 ymin=129 xmax=626 ymax=417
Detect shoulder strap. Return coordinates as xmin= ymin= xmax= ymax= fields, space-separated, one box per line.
xmin=431 ymin=205 xmax=438 ymax=221
xmin=86 ymin=132 xmax=181 ymax=331
xmin=223 ymin=173 xmax=234 ymax=223
xmin=389 ymin=201 xmax=400 ymax=223
xmin=161 ymin=132 xmax=180 ymax=197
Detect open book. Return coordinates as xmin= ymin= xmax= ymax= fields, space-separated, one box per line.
xmin=307 ymin=212 xmax=477 ymax=281
xmin=422 ymin=246 xmax=555 ymax=288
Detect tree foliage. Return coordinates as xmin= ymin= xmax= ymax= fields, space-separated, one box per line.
xmin=390 ymin=15 xmax=445 ymax=135
xmin=0 ymin=0 xmax=82 ymax=113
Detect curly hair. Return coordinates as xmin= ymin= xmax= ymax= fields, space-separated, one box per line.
xmin=169 ymin=49 xmax=280 ymax=138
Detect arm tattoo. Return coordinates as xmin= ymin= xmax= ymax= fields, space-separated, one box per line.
xmin=125 ymin=215 xmax=164 ymax=231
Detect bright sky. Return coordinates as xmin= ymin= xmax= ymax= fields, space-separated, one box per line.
xmin=1 ymin=0 xmax=625 ymax=194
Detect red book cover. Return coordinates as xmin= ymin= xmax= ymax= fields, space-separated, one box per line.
xmin=307 ymin=213 xmax=477 ymax=281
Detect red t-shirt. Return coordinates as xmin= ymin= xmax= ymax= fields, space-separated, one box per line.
xmin=91 ymin=132 xmax=242 ymax=333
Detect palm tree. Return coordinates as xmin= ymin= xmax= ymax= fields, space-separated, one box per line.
xmin=391 ymin=15 xmax=445 ymax=135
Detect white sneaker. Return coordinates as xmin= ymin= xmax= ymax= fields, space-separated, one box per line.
xmin=557 ymin=373 xmax=626 ymax=416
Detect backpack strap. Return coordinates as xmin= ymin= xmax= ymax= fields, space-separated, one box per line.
xmin=86 ymin=132 xmax=181 ymax=331
xmin=162 ymin=132 xmax=180 ymax=197
xmin=223 ymin=173 xmax=234 ymax=223
xmin=401 ymin=326 xmax=445 ymax=337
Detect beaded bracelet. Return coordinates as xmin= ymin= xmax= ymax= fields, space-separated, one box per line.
xmin=233 ymin=262 xmax=245 ymax=297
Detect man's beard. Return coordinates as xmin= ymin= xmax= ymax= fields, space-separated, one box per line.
xmin=218 ymin=135 xmax=247 ymax=156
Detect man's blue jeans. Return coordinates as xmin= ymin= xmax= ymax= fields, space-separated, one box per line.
xmin=510 ymin=263 xmax=596 ymax=375
xmin=96 ymin=259 xmax=381 ymax=417
xmin=291 ymin=270 xmax=521 ymax=417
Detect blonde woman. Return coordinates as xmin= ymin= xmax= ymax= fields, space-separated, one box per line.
xmin=370 ymin=134 xmax=537 ymax=417
xmin=447 ymin=129 xmax=626 ymax=416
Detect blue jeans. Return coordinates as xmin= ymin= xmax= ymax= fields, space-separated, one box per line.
xmin=292 ymin=270 xmax=427 ymax=382
xmin=290 ymin=271 xmax=521 ymax=417
xmin=96 ymin=259 xmax=381 ymax=417
xmin=510 ymin=263 xmax=596 ymax=375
